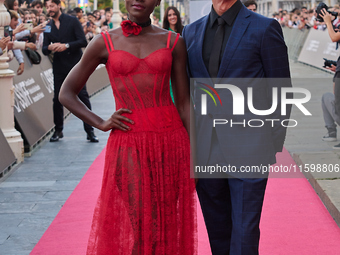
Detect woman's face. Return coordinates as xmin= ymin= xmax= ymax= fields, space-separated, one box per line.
xmin=40 ymin=15 xmax=46 ymax=23
xmin=31 ymin=13 xmax=36 ymax=23
xmin=125 ymin=0 xmax=160 ymax=22
xmin=13 ymin=0 xmax=19 ymax=11
xmin=94 ymin=11 xmax=100 ymax=20
xmin=167 ymin=9 xmax=177 ymax=26
xmin=24 ymin=13 xmax=31 ymax=22
xmin=105 ymin=12 xmax=111 ymax=21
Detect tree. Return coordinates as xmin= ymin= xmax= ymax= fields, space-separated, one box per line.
xmin=154 ymin=2 xmax=169 ymax=20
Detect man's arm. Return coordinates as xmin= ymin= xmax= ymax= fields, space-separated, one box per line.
xmin=261 ymin=19 xmax=292 ymax=153
xmin=181 ymin=25 xmax=194 ymax=78
xmin=68 ymin=17 xmax=87 ymax=50
xmin=42 ymin=31 xmax=52 ymax=56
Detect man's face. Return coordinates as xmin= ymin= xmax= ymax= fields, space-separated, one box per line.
xmin=211 ymin=0 xmax=236 ymax=16
xmin=10 ymin=18 xmax=19 ymax=29
xmin=88 ymin=15 xmax=95 ymax=22
xmin=46 ymin=0 xmax=61 ymax=18
xmin=247 ymin=4 xmax=257 ymax=12
xmin=34 ymin=5 xmax=43 ymax=14
xmin=77 ymin=10 xmax=83 ymax=19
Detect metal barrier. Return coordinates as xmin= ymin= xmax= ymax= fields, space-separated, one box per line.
xmin=282 ymin=27 xmax=310 ymax=61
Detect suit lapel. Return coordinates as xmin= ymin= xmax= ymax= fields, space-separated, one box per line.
xmin=59 ymin=14 xmax=71 ymax=41
xmin=194 ymin=15 xmax=210 ymax=78
xmin=218 ymin=6 xmax=250 ymax=78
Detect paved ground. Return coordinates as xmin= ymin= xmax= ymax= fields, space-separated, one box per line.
xmin=0 ymin=60 xmax=339 ymax=255
xmin=286 ymin=61 xmax=340 ymax=228
xmin=0 ymin=87 xmax=114 ymax=255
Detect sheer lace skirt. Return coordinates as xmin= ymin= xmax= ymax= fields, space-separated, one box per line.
xmin=86 ymin=127 xmax=197 ymax=255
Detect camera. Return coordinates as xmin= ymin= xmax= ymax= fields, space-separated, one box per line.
xmin=316 ymin=3 xmax=339 ymax=22
xmin=323 ymin=58 xmax=337 ymax=68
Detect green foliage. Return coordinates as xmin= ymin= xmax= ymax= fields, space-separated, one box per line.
xmin=88 ymin=0 xmax=114 ymax=10
xmin=119 ymin=0 xmax=127 ymax=14
xmin=154 ymin=2 xmax=169 ymax=20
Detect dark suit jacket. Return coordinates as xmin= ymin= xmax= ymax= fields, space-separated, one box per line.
xmin=42 ymin=13 xmax=87 ymax=75
xmin=183 ymin=6 xmax=292 ymax=170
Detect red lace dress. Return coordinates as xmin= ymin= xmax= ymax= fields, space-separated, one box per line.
xmin=86 ymin=31 xmax=197 ymax=254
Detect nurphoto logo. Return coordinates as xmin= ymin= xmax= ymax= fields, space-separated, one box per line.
xmin=197 ymin=82 xmax=312 ymax=128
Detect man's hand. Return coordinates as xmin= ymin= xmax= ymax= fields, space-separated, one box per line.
xmin=48 ymin=43 xmax=68 ymax=52
xmin=25 ymin=42 xmax=37 ymax=51
xmin=13 ymin=23 xmax=26 ymax=35
xmin=48 ymin=43 xmax=60 ymax=52
xmin=54 ymin=43 xmax=68 ymax=52
xmin=17 ymin=63 xmax=24 ymax=75
xmin=325 ymin=64 xmax=336 ymax=72
xmin=0 ymin=36 xmax=10 ymax=50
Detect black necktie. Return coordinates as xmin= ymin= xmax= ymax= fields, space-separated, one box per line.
xmin=209 ymin=17 xmax=226 ymax=78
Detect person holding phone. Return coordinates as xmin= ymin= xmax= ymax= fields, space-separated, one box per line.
xmin=3 ymin=10 xmax=37 ymax=75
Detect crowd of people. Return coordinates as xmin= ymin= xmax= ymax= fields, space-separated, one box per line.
xmin=1 ymin=0 xmax=339 ymax=253
xmin=272 ymin=5 xmax=340 ymax=31
xmin=1 ymin=0 xmax=185 ymax=74
xmin=242 ymin=0 xmax=340 ymax=32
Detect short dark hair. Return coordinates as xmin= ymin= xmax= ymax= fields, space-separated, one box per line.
xmin=244 ymin=0 xmax=257 ymax=8
xmin=31 ymin=0 xmax=43 ymax=8
xmin=9 ymin=9 xmax=19 ymax=20
xmin=46 ymin=0 xmax=61 ymax=5
xmin=67 ymin=9 xmax=77 ymax=16
xmin=105 ymin=7 xmax=112 ymax=12
xmin=74 ymin=7 xmax=83 ymax=13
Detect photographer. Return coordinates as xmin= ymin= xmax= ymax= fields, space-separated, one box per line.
xmin=319 ymin=9 xmax=340 ymax=149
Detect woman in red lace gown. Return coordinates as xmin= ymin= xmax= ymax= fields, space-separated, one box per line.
xmin=59 ymin=0 xmax=197 ymax=254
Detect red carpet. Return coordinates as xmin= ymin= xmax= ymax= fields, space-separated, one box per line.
xmin=31 ymin=148 xmax=340 ymax=255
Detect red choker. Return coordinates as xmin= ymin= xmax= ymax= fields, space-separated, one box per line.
xmin=121 ymin=19 xmax=151 ymax=37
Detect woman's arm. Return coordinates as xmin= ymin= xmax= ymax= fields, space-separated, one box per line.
xmin=171 ymin=35 xmax=197 ymax=182
xmin=59 ymin=33 xmax=134 ymax=132
xmin=320 ymin=9 xmax=340 ymax=42
xmin=171 ymin=36 xmax=191 ymax=135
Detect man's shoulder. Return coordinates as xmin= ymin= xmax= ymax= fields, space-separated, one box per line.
xmin=245 ymin=10 xmax=278 ymax=27
xmin=185 ymin=15 xmax=208 ymax=31
xmin=62 ymin=13 xmax=78 ymax=22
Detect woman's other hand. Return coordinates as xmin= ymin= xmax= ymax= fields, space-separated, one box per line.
xmin=99 ymin=108 xmax=134 ymax=132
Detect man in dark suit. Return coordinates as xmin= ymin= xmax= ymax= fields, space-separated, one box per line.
xmin=183 ymin=0 xmax=291 ymax=254
xmin=42 ymin=0 xmax=98 ymax=142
